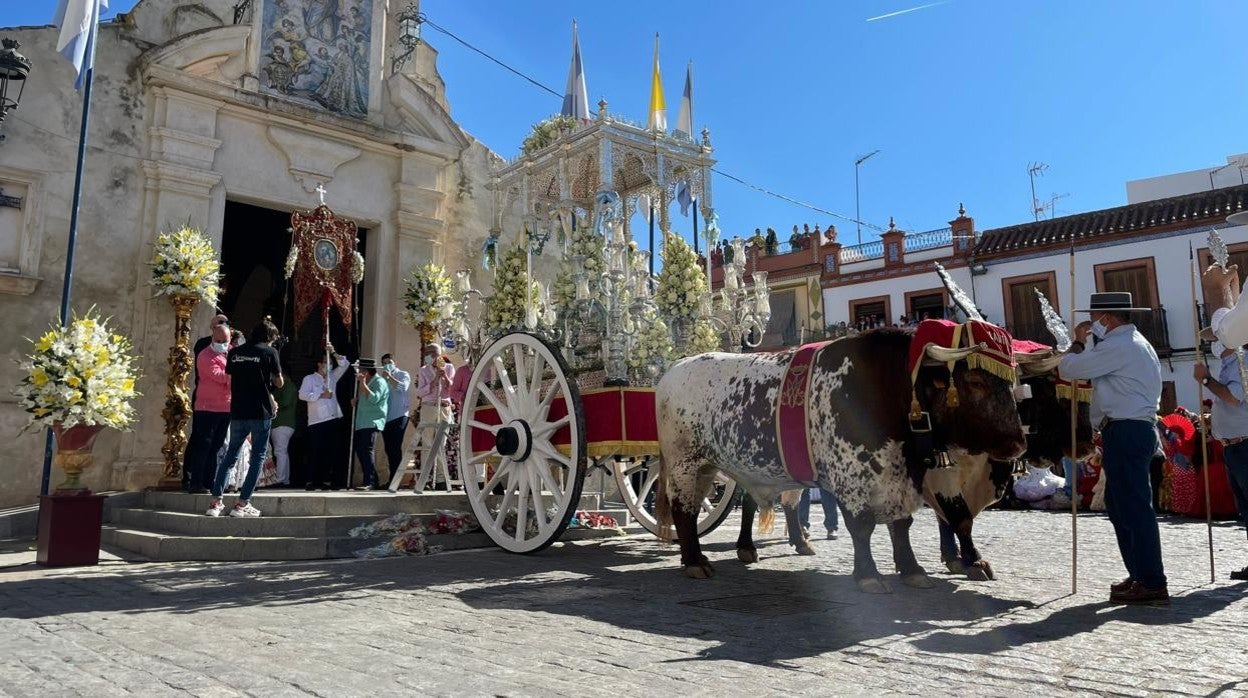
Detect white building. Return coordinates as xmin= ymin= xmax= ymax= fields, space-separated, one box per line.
xmin=819 ymin=184 xmax=1248 ymax=413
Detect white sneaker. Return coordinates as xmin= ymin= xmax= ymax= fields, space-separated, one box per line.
xmin=229 ymin=502 xmax=262 ymax=518
xmin=205 ymin=501 xmax=225 ymax=517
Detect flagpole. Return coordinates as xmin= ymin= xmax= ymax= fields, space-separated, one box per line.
xmin=40 ymin=63 xmax=96 ymax=497
xmin=692 ymin=199 xmax=700 ymax=256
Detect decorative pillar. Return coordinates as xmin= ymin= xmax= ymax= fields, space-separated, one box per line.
xmin=951 ymin=202 xmax=976 ymax=258
xmin=882 ymin=217 xmax=905 ymax=268
xmin=159 ymin=294 xmax=198 ymax=484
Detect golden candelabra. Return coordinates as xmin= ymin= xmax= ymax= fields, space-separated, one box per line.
xmin=160 ymin=294 xmax=198 ymax=480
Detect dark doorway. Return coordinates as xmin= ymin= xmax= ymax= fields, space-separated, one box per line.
xmin=219 ymin=200 xmax=369 ymax=487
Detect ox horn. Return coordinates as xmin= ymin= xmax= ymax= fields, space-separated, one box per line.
xmin=922 ymin=342 xmax=986 ymax=365
xmin=1015 ymin=350 xmax=1063 ymax=375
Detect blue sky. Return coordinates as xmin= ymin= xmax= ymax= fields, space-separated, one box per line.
xmin=13 ymin=1 xmax=1248 ymax=247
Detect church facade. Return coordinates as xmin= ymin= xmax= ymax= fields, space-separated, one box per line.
xmin=0 ymin=0 xmax=502 ymax=507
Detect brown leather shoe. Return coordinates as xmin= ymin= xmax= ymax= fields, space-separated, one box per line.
xmin=1110 ymin=577 xmax=1134 ymax=597
xmin=1113 ymin=582 xmax=1170 ymax=606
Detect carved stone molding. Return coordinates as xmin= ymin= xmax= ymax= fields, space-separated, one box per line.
xmin=266 ymin=125 xmax=362 ymax=193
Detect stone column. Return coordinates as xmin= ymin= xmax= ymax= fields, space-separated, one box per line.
xmin=394 ymin=150 xmax=447 ymax=368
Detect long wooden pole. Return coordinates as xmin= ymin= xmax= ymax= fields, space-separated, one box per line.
xmin=1068 ymin=238 xmax=1078 ymax=595
xmin=1189 ymin=242 xmax=1216 ymax=583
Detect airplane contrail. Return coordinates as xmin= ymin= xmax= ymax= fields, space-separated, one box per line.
xmin=866 ymin=1 xmax=950 ymax=22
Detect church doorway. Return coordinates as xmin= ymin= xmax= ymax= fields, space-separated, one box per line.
xmin=218 ymin=200 xmax=369 ymax=488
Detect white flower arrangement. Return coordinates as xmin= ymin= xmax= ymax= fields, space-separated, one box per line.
xmin=656 ymin=233 xmax=708 ymax=320
xmin=551 ymin=260 xmax=577 ymax=310
xmin=402 ymin=262 xmax=455 ymax=329
xmin=627 ymin=307 xmax=673 ymax=370
xmin=14 ymin=308 xmax=140 ymax=431
xmin=351 ymin=251 xmax=365 ymax=285
xmin=283 ymin=243 xmax=298 ymax=279
xmin=484 ymin=244 xmax=539 ymax=333
xmin=150 ymin=226 xmax=220 ymax=306
xmin=689 ymin=318 xmax=722 ymax=354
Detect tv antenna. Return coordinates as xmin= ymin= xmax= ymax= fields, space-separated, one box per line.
xmin=1027 ymin=162 xmax=1048 ymax=221
xmin=1036 ymin=192 xmax=1069 ymax=220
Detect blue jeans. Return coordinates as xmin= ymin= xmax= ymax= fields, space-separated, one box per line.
xmin=1223 ymin=441 xmax=1248 ymax=540
xmin=1101 ymin=419 xmax=1167 ymax=588
xmin=354 ymin=427 xmax=380 ymax=487
xmin=212 ymin=418 xmax=272 ymax=501
xmin=797 ymin=487 xmax=840 ymax=536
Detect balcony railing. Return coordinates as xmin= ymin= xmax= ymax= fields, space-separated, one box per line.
xmin=903 ymin=227 xmax=953 ymax=253
xmin=839 ymin=240 xmax=884 ymax=264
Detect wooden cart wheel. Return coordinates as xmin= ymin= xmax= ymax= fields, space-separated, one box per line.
xmin=612 ymin=457 xmax=738 ymax=539
xmin=459 ymin=331 xmax=587 ymax=553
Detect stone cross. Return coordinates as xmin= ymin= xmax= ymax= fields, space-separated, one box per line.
xmin=316 ymin=184 xmax=327 ymax=206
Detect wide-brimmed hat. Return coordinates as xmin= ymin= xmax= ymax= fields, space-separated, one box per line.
xmin=1200 ymin=306 xmax=1231 ymax=345
xmin=1075 ymin=292 xmax=1151 ymax=313
xmin=356 ymin=357 xmax=377 ymax=369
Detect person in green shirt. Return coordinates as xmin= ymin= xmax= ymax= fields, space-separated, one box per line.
xmin=268 ymin=369 xmax=299 ymax=486
xmin=352 ymin=359 xmax=389 ymax=489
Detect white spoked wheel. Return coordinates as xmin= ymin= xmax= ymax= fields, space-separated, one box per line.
xmin=613 ymin=458 xmax=738 ymax=539
xmin=459 ymin=332 xmax=587 ymax=554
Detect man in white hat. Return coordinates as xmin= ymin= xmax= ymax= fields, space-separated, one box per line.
xmin=414 ymin=342 xmax=455 ymax=486
xmin=1060 ymin=291 xmax=1168 ymax=605
xmin=1194 ymin=307 xmax=1248 ymax=580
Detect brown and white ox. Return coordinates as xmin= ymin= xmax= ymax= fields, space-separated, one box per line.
xmin=654 ymin=327 xmax=1028 ymax=592
xmin=930 ymin=348 xmax=1095 ymax=580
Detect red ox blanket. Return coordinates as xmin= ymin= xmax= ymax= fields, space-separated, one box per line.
xmin=775 ymin=341 xmax=833 ymax=485
xmin=907 ymin=320 xmax=1017 ymax=383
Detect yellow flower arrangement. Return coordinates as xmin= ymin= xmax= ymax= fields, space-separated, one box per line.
xmin=14 ymin=308 xmax=140 ymax=431
xmin=402 ymin=262 xmax=455 ymax=329
xmin=150 ymin=226 xmax=221 ymax=305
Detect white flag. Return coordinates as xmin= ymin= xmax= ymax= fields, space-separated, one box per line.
xmin=674 ymin=62 xmax=694 ymax=140
xmin=54 ymin=0 xmax=108 ymax=90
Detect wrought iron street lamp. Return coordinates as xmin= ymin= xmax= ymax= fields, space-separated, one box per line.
xmin=0 ymin=38 xmax=32 ymax=142
xmin=392 ymin=4 xmax=424 ymax=74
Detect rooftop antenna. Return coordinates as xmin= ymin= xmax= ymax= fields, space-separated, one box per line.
xmin=1027 ymin=162 xmax=1048 ymax=222
xmin=1037 ymin=192 xmax=1069 ymax=220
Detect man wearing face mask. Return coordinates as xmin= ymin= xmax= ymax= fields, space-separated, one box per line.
xmin=379 ymin=353 xmax=412 ymax=487
xmin=300 ymin=345 xmax=350 ymax=490
xmin=414 ymin=342 xmax=455 ymax=488
xmin=1194 ymin=307 xmax=1248 ymax=581
xmin=1060 ymin=292 xmax=1167 ymax=606
xmin=182 ymin=315 xmax=232 ymax=493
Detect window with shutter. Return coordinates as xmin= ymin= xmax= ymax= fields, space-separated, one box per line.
xmin=1001 ymin=272 xmax=1057 ymax=344
xmin=1094 ymin=258 xmax=1167 ymax=350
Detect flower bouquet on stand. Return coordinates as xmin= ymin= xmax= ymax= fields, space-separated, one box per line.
xmin=483 ymin=244 xmax=540 ymax=336
xmin=656 ymin=233 xmax=709 ymax=357
xmin=15 ymin=308 xmax=140 ymax=566
xmin=403 ymin=262 xmax=455 ymax=345
xmin=150 ymin=225 xmax=221 ymax=482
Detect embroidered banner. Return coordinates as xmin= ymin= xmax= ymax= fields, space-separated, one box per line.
xmin=775 ymin=341 xmax=830 ymax=485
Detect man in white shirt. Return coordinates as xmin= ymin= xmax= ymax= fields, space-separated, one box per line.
xmin=379 ymin=352 xmax=412 ymax=485
xmin=1205 ymin=262 xmax=1248 ymax=348
xmin=1060 ymin=292 xmax=1167 ymax=606
xmin=299 ymin=347 xmax=349 ymax=490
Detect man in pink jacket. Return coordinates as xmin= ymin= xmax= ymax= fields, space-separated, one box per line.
xmin=183 ymin=315 xmax=231 ymax=493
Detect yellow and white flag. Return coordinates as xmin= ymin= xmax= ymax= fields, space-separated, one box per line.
xmin=647 ymin=33 xmax=666 ymax=132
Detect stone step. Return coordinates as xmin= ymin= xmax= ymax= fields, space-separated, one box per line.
xmin=140 ymin=490 xmax=604 ymax=517
xmin=101 ymin=522 xmax=626 ymax=562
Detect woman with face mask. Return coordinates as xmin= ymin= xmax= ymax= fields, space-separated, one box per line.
xmin=182 ymin=316 xmax=232 ymax=493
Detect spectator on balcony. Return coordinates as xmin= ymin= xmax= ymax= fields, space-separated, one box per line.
xmin=765 ymin=228 xmax=779 ymax=256
xmin=711 ymin=246 xmax=723 ymax=266
xmin=722 ymin=239 xmax=734 ymax=264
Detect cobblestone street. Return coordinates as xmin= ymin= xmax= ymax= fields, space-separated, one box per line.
xmin=2 ymin=508 xmax=1247 ymax=696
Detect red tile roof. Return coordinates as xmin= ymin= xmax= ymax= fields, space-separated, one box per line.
xmin=973 ymin=183 xmax=1248 ymax=257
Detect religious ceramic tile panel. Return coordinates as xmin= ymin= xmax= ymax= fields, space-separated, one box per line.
xmin=259 ymin=0 xmax=372 ymax=117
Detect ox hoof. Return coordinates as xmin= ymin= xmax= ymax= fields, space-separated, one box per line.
xmin=944 ymin=558 xmax=966 ymax=575
xmin=793 ymin=541 xmax=817 ymax=556
xmin=901 ymin=573 xmax=934 ymax=589
xmin=737 ymin=548 xmax=759 ymax=564
xmin=856 ymin=577 xmax=892 ymax=594
xmin=966 ymin=561 xmax=995 ymax=581
xmin=683 ymin=562 xmax=716 ymax=579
